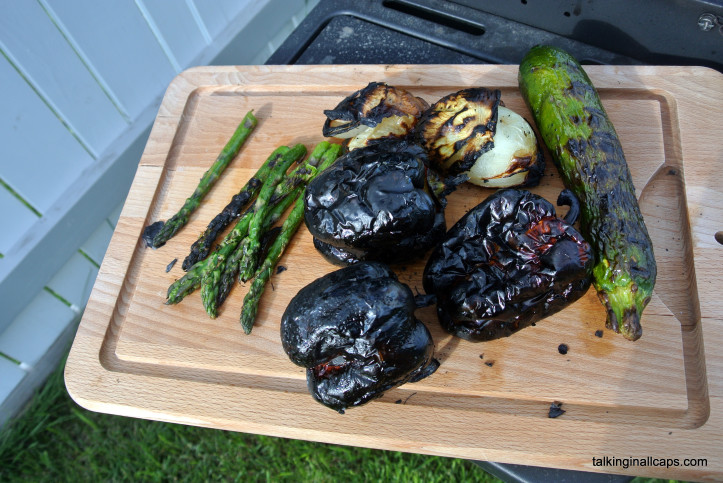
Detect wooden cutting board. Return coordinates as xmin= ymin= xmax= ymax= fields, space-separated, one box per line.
xmin=65 ymin=64 xmax=723 ymax=481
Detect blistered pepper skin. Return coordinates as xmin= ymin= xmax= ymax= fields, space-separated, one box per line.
xmin=423 ymin=189 xmax=593 ymax=341
xmin=281 ymin=262 xmax=438 ymax=413
xmin=304 ymin=141 xmax=446 ymax=265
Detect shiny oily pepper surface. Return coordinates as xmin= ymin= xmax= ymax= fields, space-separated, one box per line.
xmin=304 ymin=140 xmax=446 ymax=265
xmin=280 ymin=262 xmax=439 ymax=413
xmin=423 ymin=189 xmax=593 ymax=341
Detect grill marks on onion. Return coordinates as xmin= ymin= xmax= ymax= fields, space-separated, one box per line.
xmin=417 ymin=88 xmax=501 ymax=175
xmin=322 ymin=82 xmax=429 ymax=150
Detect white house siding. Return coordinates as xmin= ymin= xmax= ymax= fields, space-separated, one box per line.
xmin=0 ymin=0 xmax=318 ymax=427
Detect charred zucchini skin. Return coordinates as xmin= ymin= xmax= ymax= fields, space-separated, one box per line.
xmin=518 ymin=45 xmax=656 ymax=341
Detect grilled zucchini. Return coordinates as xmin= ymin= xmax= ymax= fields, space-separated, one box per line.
xmin=518 ymin=45 xmax=656 ymax=341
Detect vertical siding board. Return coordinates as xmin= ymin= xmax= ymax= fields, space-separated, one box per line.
xmin=80 ymin=221 xmax=115 ymax=264
xmin=0 ymin=358 xmax=25 ymax=408
xmin=46 ymin=252 xmax=98 ymax=311
xmin=0 ymin=290 xmax=77 ymax=367
xmin=211 ymin=0 xmax=304 ymax=65
xmin=44 ymin=0 xmax=176 ymax=121
xmin=107 ymin=202 xmax=124 ymax=229
xmin=140 ymin=0 xmax=206 ymax=69
xmin=191 ymin=0 xmax=255 ymax=38
xmin=134 ymin=0 xmax=181 ymax=72
xmin=0 ymin=190 xmax=39 ymax=256
xmin=0 ymin=56 xmax=95 ymax=213
xmin=0 ymin=2 xmax=128 ymax=156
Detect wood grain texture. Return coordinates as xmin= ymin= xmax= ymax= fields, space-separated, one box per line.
xmin=65 ymin=65 xmax=723 ymax=480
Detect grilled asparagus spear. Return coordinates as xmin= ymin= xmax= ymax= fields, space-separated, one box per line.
xmin=236 ymin=142 xmax=333 ymax=282
xmin=199 ymin=144 xmax=306 ymax=317
xmin=143 ymin=110 xmax=258 ymax=248
xmin=166 ymin=144 xmax=304 ymax=306
xmin=240 ymin=143 xmax=343 ymax=333
xmin=181 ymin=146 xmax=290 ymax=270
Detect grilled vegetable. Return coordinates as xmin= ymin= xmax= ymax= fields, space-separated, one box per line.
xmin=280 ymin=262 xmax=439 ymax=413
xmin=416 ymin=87 xmax=500 ymax=175
xmin=166 ymin=144 xmax=308 ymax=307
xmin=423 ymin=189 xmax=593 ymax=342
xmin=322 ymin=82 xmax=429 ymax=150
xmin=465 ymin=106 xmax=545 ymax=187
xmin=143 ymin=110 xmax=258 ymax=248
xmin=416 ymin=88 xmax=544 ymax=188
xmin=518 ymin=45 xmax=657 ymax=341
xmin=181 ymin=145 xmax=290 ymax=270
xmin=304 ymin=140 xmax=446 ymax=265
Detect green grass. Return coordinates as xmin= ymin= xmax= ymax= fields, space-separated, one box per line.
xmin=0 ymin=355 xmax=687 ymax=483
xmin=0 ymin=355 xmax=499 ymax=482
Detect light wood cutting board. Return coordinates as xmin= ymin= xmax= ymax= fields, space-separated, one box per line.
xmin=65 ymin=64 xmax=723 ymax=480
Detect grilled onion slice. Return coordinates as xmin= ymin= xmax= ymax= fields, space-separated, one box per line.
xmin=466 ymin=106 xmax=545 ymax=187
xmin=322 ymin=82 xmax=429 ymax=150
xmin=416 ymin=87 xmax=501 ymax=175
xmin=417 ymin=88 xmax=544 ymax=188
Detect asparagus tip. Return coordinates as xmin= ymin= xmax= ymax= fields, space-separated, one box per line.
xmin=142 ymin=221 xmax=166 ymax=248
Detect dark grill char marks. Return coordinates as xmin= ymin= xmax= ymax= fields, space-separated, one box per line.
xmin=322 ymin=82 xmax=429 ymax=149
xmin=416 ymin=87 xmax=500 ymax=175
xmin=519 ymin=45 xmax=657 ymax=341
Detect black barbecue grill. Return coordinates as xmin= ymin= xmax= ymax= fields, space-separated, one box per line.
xmin=268 ymin=0 xmax=723 ymax=70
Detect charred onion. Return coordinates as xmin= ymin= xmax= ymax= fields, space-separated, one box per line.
xmin=322 ymin=82 xmax=429 ymax=150
xmin=416 ymin=88 xmax=544 ymax=188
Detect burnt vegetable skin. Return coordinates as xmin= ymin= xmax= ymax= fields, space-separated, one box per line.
xmin=281 ymin=262 xmax=439 ymax=413
xmin=304 ymin=140 xmax=446 ymax=265
xmin=423 ymin=189 xmax=593 ymax=342
xmin=322 ymin=82 xmax=428 ymax=150
xmin=518 ymin=45 xmax=656 ymax=341
xmin=416 ymin=87 xmax=500 ymax=176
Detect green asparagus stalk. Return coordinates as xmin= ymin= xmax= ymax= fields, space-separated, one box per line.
xmin=144 ymin=110 xmax=258 ymax=248
xmin=239 ymin=143 xmax=342 ymax=333
xmin=181 ymin=146 xmax=290 ymax=270
xmin=215 ymin=186 xmax=304 ymax=307
xmin=268 ymin=141 xmax=329 ymax=204
xmin=237 ymin=143 xmax=342 ymax=282
xmin=166 ymin=144 xmax=304 ymax=305
xmin=200 ymin=144 xmax=307 ymax=317
xmin=215 ymin=142 xmax=334 ymax=308
xmin=239 ymin=193 xmax=306 ymax=334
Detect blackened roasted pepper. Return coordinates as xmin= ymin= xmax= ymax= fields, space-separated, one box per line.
xmin=423 ymin=189 xmax=593 ymax=341
xmin=304 ymin=140 xmax=446 ymax=265
xmin=280 ymin=262 xmax=439 ymax=413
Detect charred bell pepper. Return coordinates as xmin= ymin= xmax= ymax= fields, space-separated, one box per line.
xmin=304 ymin=139 xmax=446 ymax=265
xmin=423 ymin=189 xmax=593 ymax=342
xmin=280 ymin=262 xmax=439 ymax=413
